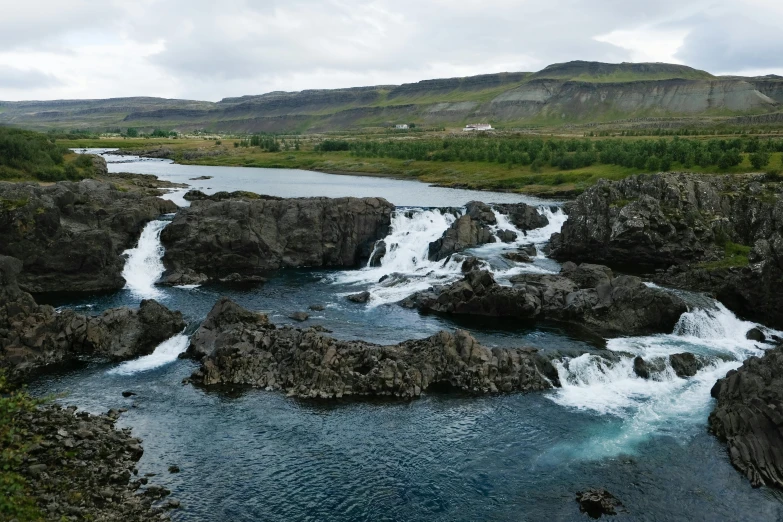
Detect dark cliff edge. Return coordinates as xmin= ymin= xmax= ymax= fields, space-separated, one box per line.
xmin=185 ymin=297 xmax=559 ymax=399
xmin=160 ymin=191 xmax=394 ymax=285
xmin=548 ymin=172 xmax=783 ymax=328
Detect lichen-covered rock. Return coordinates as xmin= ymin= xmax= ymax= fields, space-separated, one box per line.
xmin=709 ymin=345 xmax=783 ymax=489
xmin=548 ymin=172 xmax=783 ymax=328
xmin=187 ymin=297 xmax=559 ymax=399
xmin=161 ymin=192 xmax=393 ymax=282
xmin=0 ymin=179 xmax=177 ymax=293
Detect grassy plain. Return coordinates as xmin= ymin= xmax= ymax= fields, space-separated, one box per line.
xmin=59 ymin=134 xmax=783 ymax=198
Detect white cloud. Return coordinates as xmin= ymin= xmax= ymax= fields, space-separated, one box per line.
xmin=0 ymin=0 xmax=781 ymax=101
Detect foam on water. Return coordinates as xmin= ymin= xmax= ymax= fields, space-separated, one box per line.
xmin=122 ymin=219 xmax=168 ymax=299
xmin=332 ymin=205 xmax=566 ymax=306
xmin=107 ymin=334 xmax=189 ymax=375
xmin=547 ymin=296 xmax=778 ymax=458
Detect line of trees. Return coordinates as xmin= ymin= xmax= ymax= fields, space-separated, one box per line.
xmin=340 ymin=136 xmax=783 ymax=171
xmin=0 ymin=127 xmax=94 ymax=181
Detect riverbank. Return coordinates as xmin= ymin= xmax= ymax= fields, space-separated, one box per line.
xmin=60 ymin=135 xmax=783 ymax=198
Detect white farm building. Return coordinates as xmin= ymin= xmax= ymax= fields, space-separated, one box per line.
xmin=464 ymin=123 xmax=493 ymax=131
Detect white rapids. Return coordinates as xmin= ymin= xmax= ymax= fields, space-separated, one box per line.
xmin=331 ymin=205 xmax=566 ymax=306
xmin=108 ymin=334 xmax=189 ymax=376
xmin=548 ymin=297 xmax=779 ymax=458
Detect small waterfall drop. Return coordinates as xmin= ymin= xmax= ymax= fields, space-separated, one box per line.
xmin=122 ymin=219 xmax=168 ymax=299
xmin=547 ymin=295 xmax=778 ymax=457
xmin=108 ymin=334 xmax=189 ymax=375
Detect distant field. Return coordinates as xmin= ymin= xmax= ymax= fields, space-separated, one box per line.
xmin=58 ymin=133 xmax=783 ymax=198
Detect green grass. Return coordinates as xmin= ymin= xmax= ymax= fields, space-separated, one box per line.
xmin=0 ymin=372 xmax=45 ymax=522
xmin=700 ymin=242 xmax=752 ymax=269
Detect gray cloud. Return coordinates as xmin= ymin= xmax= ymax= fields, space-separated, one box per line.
xmin=0 ymin=0 xmax=781 ymax=100
xmin=0 ymin=65 xmax=61 ymax=90
xmin=675 ymin=13 xmax=783 ymax=73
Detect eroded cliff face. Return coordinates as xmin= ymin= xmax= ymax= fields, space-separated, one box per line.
xmin=186 ymin=297 xmax=559 ymax=399
xmin=548 ymin=172 xmax=783 ymax=328
xmin=709 ymin=345 xmax=783 ymax=490
xmin=160 ymin=191 xmax=394 ymax=283
xmin=0 ymin=255 xmax=185 ymax=379
xmin=0 ymin=179 xmax=177 ymax=293
xmin=3 ymin=62 xmax=780 ymax=133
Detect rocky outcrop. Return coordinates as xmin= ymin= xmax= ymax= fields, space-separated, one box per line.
xmin=709 ymin=345 xmax=783 ymax=489
xmin=0 ymin=255 xmax=185 ymax=379
xmin=160 ymin=191 xmax=393 ymax=283
xmin=0 ymin=179 xmax=177 ymax=293
xmin=402 ymin=262 xmax=687 ymax=336
xmin=548 ymin=172 xmax=783 ymax=328
xmin=14 ymin=404 xmax=177 ymax=521
xmin=428 ymin=202 xmax=497 ymax=261
xmin=492 ymin=203 xmax=549 ymax=231
xmin=186 ymin=297 xmax=559 ymax=399
xmin=428 ymin=201 xmax=548 ymax=261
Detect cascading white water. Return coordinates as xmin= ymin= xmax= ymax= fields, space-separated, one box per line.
xmin=333 ymin=205 xmax=568 ymax=306
xmin=108 ymin=334 xmax=189 ymax=375
xmin=122 ymin=219 xmax=168 ymax=299
xmin=332 ymin=208 xmax=465 ymax=306
xmin=547 ymin=296 xmax=778 ymax=458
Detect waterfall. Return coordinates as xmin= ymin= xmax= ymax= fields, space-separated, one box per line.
xmin=332 ymin=205 xmax=567 ymax=306
xmin=546 ymin=296 xmax=778 ymax=457
xmin=108 ymin=334 xmax=189 ymax=375
xmin=122 ymin=219 xmax=168 ymax=299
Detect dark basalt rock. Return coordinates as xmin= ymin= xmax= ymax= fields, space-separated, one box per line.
xmin=403 ymin=264 xmax=687 ymax=336
xmin=0 ymin=255 xmax=185 ymax=379
xmin=428 ymin=201 xmax=497 ymax=261
xmin=497 ymin=229 xmax=518 ymax=243
xmin=157 ymin=269 xmax=209 ymax=286
xmin=502 ymin=252 xmax=533 ymax=263
xmin=161 ymin=192 xmax=393 ymax=282
xmin=633 ymin=356 xmax=667 ymax=380
xmin=186 ymin=298 xmax=559 ymax=399
xmin=0 ymin=179 xmax=177 ymax=293
xmin=347 ymin=291 xmax=371 ymax=303
xmin=368 ymin=240 xmax=387 ymax=267
xmin=669 ymin=352 xmax=704 ymax=378
xmin=492 ymin=202 xmax=549 ymax=231
xmin=288 ymin=312 xmax=310 ymax=322
xmin=709 ymin=345 xmax=783 ymax=489
xmin=747 ymin=327 xmax=766 ymax=342
xmin=547 ymin=172 xmax=783 ymax=328
xmin=576 ymin=488 xmax=623 ymax=518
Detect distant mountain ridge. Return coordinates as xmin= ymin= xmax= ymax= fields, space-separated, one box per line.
xmin=1 ymin=61 xmax=781 ymax=133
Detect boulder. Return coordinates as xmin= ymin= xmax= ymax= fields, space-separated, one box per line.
xmin=497 ymin=230 xmax=518 ymax=243
xmin=403 ymin=265 xmax=687 ymax=336
xmin=502 ymin=252 xmax=533 ymax=263
xmin=428 ymin=202 xmax=497 ymax=261
xmin=160 ymin=192 xmax=393 ymax=282
xmin=492 ymin=203 xmax=549 ymax=231
xmin=0 ymin=180 xmax=177 ymax=293
xmin=576 ymin=489 xmax=623 ymax=518
xmin=347 ymin=291 xmax=371 ymax=304
xmin=709 ymin=345 xmax=783 ymax=489
xmin=186 ymin=298 xmax=559 ymax=399
xmin=288 ymin=312 xmax=310 ymax=322
xmin=633 ymin=356 xmax=666 ymax=380
xmin=669 ymin=352 xmax=704 ymax=378
xmin=0 ymin=255 xmax=185 ymax=379
xmin=747 ymin=327 xmax=766 ymax=342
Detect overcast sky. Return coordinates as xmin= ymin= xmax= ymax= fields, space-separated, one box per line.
xmin=0 ymin=0 xmax=781 ymax=102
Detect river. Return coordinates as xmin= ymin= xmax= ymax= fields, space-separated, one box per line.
xmin=28 ymin=150 xmax=783 ymax=521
